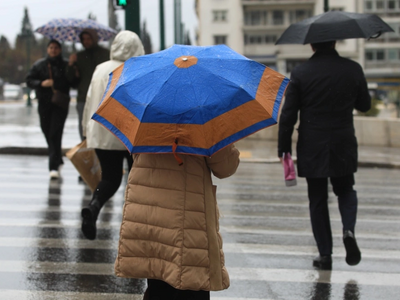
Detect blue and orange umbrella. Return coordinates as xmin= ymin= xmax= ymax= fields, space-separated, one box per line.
xmin=93 ymin=44 xmax=289 ymax=160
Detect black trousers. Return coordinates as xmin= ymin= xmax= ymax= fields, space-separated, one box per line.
xmin=306 ymin=174 xmax=358 ymax=256
xmin=38 ymin=100 xmax=68 ymax=171
xmin=93 ymin=149 xmax=133 ymax=207
xmin=144 ymin=279 xmax=210 ymax=300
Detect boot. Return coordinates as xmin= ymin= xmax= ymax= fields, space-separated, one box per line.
xmin=343 ymin=230 xmax=361 ymax=266
xmin=81 ymin=198 xmax=102 ymax=240
xmin=312 ymin=255 xmax=332 ymax=270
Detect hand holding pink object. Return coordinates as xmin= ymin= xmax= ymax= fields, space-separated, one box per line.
xmin=283 ymin=153 xmax=297 ymax=187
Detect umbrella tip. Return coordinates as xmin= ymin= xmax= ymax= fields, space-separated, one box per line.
xmin=182 ymin=57 xmax=188 ymax=61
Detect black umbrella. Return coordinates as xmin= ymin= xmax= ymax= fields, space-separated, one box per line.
xmin=275 ymin=11 xmax=394 ymax=45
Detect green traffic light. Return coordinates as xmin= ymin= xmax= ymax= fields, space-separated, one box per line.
xmin=118 ymin=0 xmax=127 ymax=5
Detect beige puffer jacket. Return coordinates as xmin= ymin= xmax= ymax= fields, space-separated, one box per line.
xmin=115 ymin=145 xmax=240 ymax=291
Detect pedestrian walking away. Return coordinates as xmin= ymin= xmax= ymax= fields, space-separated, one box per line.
xmin=66 ymin=28 xmax=109 ymax=141
xmin=80 ymin=31 xmax=144 ymax=240
xmin=278 ymin=41 xmax=371 ymax=270
xmin=116 ymin=146 xmax=240 ymax=299
xmin=26 ymin=39 xmax=72 ymax=179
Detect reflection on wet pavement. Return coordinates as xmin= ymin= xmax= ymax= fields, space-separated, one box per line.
xmin=0 ymin=155 xmax=400 ymax=299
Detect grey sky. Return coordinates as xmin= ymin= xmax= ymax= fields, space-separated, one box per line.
xmin=0 ymin=0 xmax=197 ymax=51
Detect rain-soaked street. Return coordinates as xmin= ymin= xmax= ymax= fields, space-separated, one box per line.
xmin=0 ymin=102 xmax=400 ymax=299
xmin=0 ymin=154 xmax=399 ymax=300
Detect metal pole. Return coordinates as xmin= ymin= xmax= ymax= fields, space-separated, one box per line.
xmin=125 ymin=0 xmax=140 ymax=35
xmin=159 ymin=0 xmax=165 ymax=50
xmin=324 ymin=0 xmax=329 ymax=12
xmin=26 ymin=35 xmax=31 ymax=107
xmin=174 ymin=0 xmax=182 ymax=44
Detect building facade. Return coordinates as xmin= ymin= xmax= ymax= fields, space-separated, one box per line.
xmin=195 ymin=0 xmax=400 ymax=103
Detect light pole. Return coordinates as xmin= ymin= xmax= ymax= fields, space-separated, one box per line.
xmin=160 ymin=0 xmax=165 ymax=50
xmin=125 ymin=0 xmax=140 ymax=35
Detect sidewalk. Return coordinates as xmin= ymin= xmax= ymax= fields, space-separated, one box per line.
xmin=1 ymin=101 xmax=400 ymax=168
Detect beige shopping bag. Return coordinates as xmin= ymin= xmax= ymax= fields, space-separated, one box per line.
xmin=66 ymin=140 xmax=101 ymax=192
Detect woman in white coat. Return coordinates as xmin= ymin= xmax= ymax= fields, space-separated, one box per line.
xmin=81 ymin=31 xmax=144 ymax=240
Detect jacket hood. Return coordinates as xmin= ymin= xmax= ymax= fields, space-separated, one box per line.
xmin=110 ymin=30 xmax=145 ymax=62
xmin=79 ymin=28 xmax=99 ymax=45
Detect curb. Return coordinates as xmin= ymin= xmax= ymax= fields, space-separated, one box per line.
xmin=1 ymin=147 xmax=399 ymax=169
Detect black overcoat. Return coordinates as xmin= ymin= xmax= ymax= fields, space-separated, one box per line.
xmin=278 ymin=49 xmax=371 ymax=178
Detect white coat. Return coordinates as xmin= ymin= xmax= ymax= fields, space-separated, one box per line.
xmin=82 ymin=30 xmax=145 ymax=150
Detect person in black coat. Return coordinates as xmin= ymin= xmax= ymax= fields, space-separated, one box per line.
xmin=278 ymin=41 xmax=371 ymax=270
xmin=26 ymin=40 xmax=71 ymax=179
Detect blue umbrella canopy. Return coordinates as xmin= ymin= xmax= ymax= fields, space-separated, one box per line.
xmin=93 ymin=44 xmax=289 ymax=157
xmin=35 ymin=18 xmax=117 ymax=42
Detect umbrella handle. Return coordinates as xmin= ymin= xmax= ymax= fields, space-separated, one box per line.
xmin=369 ymin=31 xmax=382 ymax=39
xmin=172 ymin=139 xmax=183 ymax=166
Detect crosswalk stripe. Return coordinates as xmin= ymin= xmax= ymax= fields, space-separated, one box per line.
xmin=0 ymin=261 xmax=398 ymax=287
xmin=0 ymin=237 xmax=398 ymax=260
xmin=0 ymin=290 xmax=266 ymax=300
xmin=0 ymin=221 xmax=398 ymax=240
xmin=0 ymin=220 xmax=398 ymax=241
xmin=0 ymin=290 xmax=143 ymax=300
xmin=228 ymin=267 xmax=400 ymax=287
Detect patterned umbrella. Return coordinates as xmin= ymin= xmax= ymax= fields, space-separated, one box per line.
xmin=93 ymin=45 xmax=289 ymax=158
xmin=35 ymin=18 xmax=117 ymax=42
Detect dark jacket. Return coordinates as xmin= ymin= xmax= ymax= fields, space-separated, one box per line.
xmin=278 ymin=49 xmax=371 ymax=178
xmin=66 ymin=45 xmax=110 ymax=103
xmin=26 ymin=55 xmax=70 ymax=101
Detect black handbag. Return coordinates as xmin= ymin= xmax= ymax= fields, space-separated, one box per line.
xmin=48 ymin=63 xmax=70 ymax=110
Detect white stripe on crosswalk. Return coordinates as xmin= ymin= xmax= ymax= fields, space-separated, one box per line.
xmin=0 ymin=290 xmax=143 ymax=300
xmin=0 ymin=237 xmax=398 ymax=260
xmin=228 ymin=267 xmax=400 ymax=286
xmin=0 ymin=290 xmax=266 ymax=300
xmin=0 ymin=261 xmax=399 ymax=287
xmin=0 ymin=220 xmax=398 ymax=240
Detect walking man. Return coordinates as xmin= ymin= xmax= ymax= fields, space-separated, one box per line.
xmin=278 ymin=41 xmax=371 ymax=270
xmin=67 ymin=29 xmax=109 ymax=141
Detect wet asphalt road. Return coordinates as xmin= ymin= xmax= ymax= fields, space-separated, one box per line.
xmin=0 ymin=155 xmax=399 ymax=300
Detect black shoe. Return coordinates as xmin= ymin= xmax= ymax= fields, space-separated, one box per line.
xmin=313 ymin=255 xmax=332 ymax=270
xmin=81 ymin=199 xmax=101 ymax=240
xmin=343 ymin=230 xmax=361 ymax=266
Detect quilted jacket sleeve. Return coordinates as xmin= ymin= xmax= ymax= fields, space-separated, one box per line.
xmin=206 ymin=144 xmax=240 ymax=179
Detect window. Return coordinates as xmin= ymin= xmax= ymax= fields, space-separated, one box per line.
xmin=214 ymin=35 xmax=227 ymax=45
xmin=244 ymin=10 xmax=268 ymax=26
xmin=331 ymin=7 xmax=344 ymax=11
xmin=289 ymin=10 xmax=312 ymax=23
xmin=389 ymin=0 xmax=396 ymax=9
xmin=366 ymin=50 xmax=374 ymax=61
xmin=388 ymin=49 xmax=399 ymax=60
xmin=273 ymin=10 xmax=284 ymax=25
xmin=213 ymin=10 xmax=227 ymax=22
xmin=376 ymin=49 xmax=385 ymax=60
xmin=365 ymin=0 xmax=373 ymax=10
xmin=376 ymin=0 xmax=385 ymax=9
xmin=265 ymin=35 xmax=277 ymax=44
xmin=251 ymin=11 xmax=261 ymax=25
